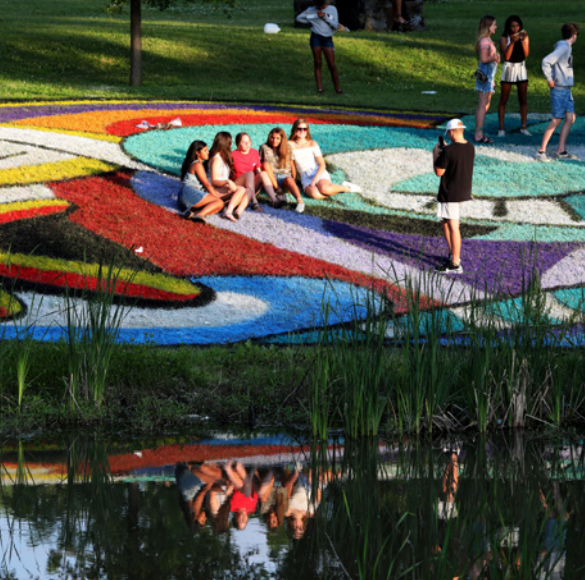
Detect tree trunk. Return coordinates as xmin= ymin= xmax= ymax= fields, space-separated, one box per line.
xmin=130 ymin=0 xmax=142 ymax=86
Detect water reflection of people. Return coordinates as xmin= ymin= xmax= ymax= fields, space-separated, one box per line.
xmin=284 ymin=466 xmax=330 ymax=539
xmin=434 ymin=451 xmax=490 ymax=580
xmin=536 ymin=483 xmax=568 ymax=580
xmin=257 ymin=467 xmax=287 ymax=531
xmin=224 ymin=461 xmax=259 ymax=530
xmin=175 ymin=463 xmax=213 ymax=530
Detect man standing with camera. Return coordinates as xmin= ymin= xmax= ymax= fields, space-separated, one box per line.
xmin=432 ymin=119 xmax=475 ymax=274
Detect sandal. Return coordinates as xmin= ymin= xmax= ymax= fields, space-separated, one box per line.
xmin=221 ymin=212 xmax=237 ymax=222
xmin=474 ymin=136 xmax=494 ymax=144
xmin=181 ymin=209 xmax=194 ymax=220
xmin=250 ymin=202 xmax=264 ymax=213
xmin=190 ymin=215 xmax=207 ymax=225
xmin=272 ymin=198 xmax=287 ymax=209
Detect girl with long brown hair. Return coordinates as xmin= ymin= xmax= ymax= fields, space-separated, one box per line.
xmin=260 ymin=127 xmax=305 ymax=213
xmin=474 ymin=15 xmax=500 ymax=143
xmin=208 ymin=131 xmax=251 ymax=221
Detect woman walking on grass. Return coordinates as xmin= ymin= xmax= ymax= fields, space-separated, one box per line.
xmin=498 ymin=15 xmax=531 ymax=137
xmin=474 ymin=15 xmax=500 ymax=144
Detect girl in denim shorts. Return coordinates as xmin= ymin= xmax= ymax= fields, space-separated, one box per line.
xmin=474 ymin=15 xmax=501 ymax=144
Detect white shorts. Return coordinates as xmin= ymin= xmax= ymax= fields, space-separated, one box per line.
xmin=437 ymin=202 xmax=461 ymax=220
xmin=437 ymin=500 xmax=459 ymax=520
xmin=501 ymin=61 xmax=528 ymax=84
xmin=300 ymin=169 xmax=331 ymax=190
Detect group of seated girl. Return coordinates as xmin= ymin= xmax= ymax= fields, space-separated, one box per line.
xmin=178 ymin=118 xmax=361 ymax=224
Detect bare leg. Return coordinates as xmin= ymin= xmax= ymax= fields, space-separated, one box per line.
xmin=256 ymin=171 xmax=277 ymax=203
xmin=316 ymin=178 xmax=350 ymax=197
xmin=283 ymin=176 xmax=303 ymax=203
xmin=192 ymin=198 xmax=224 ymax=218
xmin=446 ymin=219 xmax=461 ymax=265
xmin=474 ymin=91 xmax=493 ymax=141
xmin=234 ymin=187 xmax=250 ymax=215
xmin=539 ymin=117 xmax=562 ymax=153
xmin=304 ymin=184 xmax=326 ymax=199
xmin=441 ymin=220 xmax=452 ymax=256
xmin=235 ymin=171 xmax=256 ymax=205
xmin=311 ymin=46 xmax=323 ymax=92
xmin=188 ymin=194 xmax=225 ymax=218
xmin=221 ymin=186 xmax=246 ymax=216
xmin=393 ymin=0 xmax=408 ymax=24
xmin=322 ymin=47 xmax=341 ymax=93
xmin=517 ymin=81 xmax=529 ymax=129
xmin=557 ymin=112 xmax=575 ymax=153
xmin=223 ymin=462 xmax=245 ymax=488
xmin=498 ymin=83 xmax=512 ymax=132
xmin=442 ymin=452 xmax=459 ymax=500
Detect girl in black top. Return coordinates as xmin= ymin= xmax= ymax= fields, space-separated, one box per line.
xmin=497 ymin=15 xmax=531 ymax=136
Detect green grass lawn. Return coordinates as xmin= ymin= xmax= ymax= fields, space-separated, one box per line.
xmin=1 ymin=0 xmax=583 ymax=113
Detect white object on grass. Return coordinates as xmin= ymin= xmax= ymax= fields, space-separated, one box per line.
xmin=264 ymin=23 xmax=281 ymax=34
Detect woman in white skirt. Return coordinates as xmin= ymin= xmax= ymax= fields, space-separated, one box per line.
xmin=497 ymin=15 xmax=530 ymax=137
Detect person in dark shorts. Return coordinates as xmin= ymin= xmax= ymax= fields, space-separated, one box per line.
xmin=432 ymin=119 xmax=475 ymax=274
xmin=296 ymin=1 xmax=346 ymax=94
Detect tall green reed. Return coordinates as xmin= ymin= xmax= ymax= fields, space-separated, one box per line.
xmin=309 ymin=302 xmax=334 ymax=441
xmin=64 ymin=259 xmax=133 ymax=408
xmin=309 ymin=282 xmax=389 ymax=439
xmin=391 ymin=273 xmax=457 ymax=434
xmin=311 ymin=437 xmax=418 ymax=580
xmin=10 ymin=290 xmax=45 ymax=414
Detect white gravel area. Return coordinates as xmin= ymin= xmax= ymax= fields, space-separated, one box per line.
xmin=10 ymin=291 xmax=269 ymax=330
xmin=0 ymin=127 xmax=150 ymax=170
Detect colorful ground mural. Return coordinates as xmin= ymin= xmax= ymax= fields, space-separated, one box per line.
xmin=0 ymin=101 xmax=584 ymax=344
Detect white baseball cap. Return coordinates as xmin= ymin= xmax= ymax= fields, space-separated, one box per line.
xmin=444 ymin=119 xmax=467 ymax=134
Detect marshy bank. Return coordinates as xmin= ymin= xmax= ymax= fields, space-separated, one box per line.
xmin=0 ymin=274 xmax=584 ymax=436
xmin=0 ymin=430 xmax=584 ymax=579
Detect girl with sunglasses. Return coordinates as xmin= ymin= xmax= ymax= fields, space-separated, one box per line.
xmin=289 ymin=119 xmax=361 ymax=200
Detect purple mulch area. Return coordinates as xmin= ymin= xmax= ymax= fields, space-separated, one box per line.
xmin=0 ymin=102 xmax=449 ymax=124
xmin=324 ymin=220 xmax=581 ymax=295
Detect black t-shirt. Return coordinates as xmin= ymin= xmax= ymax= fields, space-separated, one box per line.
xmin=502 ymin=35 xmax=526 ymax=63
xmin=435 ymin=141 xmax=475 ymax=203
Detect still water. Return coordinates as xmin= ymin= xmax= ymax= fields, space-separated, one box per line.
xmin=0 ymin=431 xmax=583 ymax=579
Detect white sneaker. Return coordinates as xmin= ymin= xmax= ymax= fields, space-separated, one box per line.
xmin=295 ymin=202 xmax=305 ymax=213
xmin=519 ymin=128 xmax=532 ymax=136
xmin=555 ymin=151 xmax=580 ymax=161
xmin=535 ymin=151 xmax=550 ymax=162
xmin=342 ymin=181 xmax=363 ymax=193
xmin=497 ymin=130 xmax=506 ymax=137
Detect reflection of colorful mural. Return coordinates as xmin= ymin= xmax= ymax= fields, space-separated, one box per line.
xmin=1 ymin=101 xmax=584 ymax=344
